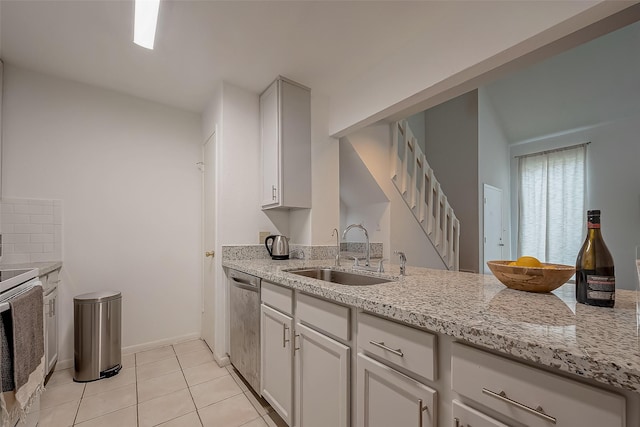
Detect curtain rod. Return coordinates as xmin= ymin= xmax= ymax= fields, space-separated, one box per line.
xmin=514 ymin=142 xmax=590 ymax=159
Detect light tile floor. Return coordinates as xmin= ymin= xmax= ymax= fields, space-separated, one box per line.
xmin=36 ymin=339 xmax=287 ymax=427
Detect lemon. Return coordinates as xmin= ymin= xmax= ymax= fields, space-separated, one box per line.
xmin=515 ymin=256 xmax=542 ymax=267
xmin=508 ymin=261 xmax=517 ymax=266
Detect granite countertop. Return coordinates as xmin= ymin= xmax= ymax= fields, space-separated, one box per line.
xmin=222 ymin=258 xmax=640 ymax=394
xmin=0 ymin=261 xmax=62 ymax=276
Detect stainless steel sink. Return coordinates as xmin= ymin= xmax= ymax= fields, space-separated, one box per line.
xmin=287 ymin=268 xmax=392 ymax=286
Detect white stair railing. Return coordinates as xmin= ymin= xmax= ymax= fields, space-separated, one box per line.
xmin=391 ymin=120 xmax=460 ymax=270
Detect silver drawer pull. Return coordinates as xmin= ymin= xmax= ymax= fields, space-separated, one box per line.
xmin=482 ymin=388 xmax=556 ymax=424
xmin=283 ymin=324 xmax=290 ymax=348
xmin=417 ymin=399 xmax=427 ymax=426
xmin=369 ymin=340 xmax=404 ymax=357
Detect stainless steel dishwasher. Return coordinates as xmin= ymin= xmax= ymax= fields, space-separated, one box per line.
xmin=228 ymin=269 xmax=261 ymax=393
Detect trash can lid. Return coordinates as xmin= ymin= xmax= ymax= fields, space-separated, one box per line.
xmin=74 ymin=290 xmax=121 ymax=303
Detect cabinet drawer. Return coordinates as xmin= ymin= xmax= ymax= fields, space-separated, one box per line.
xmin=452 ymin=400 xmax=508 ymax=427
xmin=358 ymin=312 xmax=436 ymax=382
xmin=296 ymin=292 xmax=350 ymax=341
xmin=261 ymin=280 xmax=293 ymax=315
xmin=451 ymin=343 xmax=625 ymax=427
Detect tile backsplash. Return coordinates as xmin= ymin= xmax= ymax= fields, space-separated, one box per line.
xmin=0 ymin=198 xmax=63 ymax=264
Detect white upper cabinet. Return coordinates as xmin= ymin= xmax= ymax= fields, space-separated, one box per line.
xmin=260 ymin=77 xmax=311 ymax=210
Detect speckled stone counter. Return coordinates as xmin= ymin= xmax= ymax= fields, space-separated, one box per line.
xmin=222 ymin=257 xmax=640 ymax=394
xmin=0 ymin=261 xmax=62 ymax=276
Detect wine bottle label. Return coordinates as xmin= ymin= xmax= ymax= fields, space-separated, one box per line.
xmin=587 ymin=221 xmax=600 ymax=229
xmin=586 ymin=275 xmax=615 ymax=300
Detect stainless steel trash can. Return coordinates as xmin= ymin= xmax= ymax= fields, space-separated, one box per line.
xmin=73 ymin=291 xmax=122 ymax=382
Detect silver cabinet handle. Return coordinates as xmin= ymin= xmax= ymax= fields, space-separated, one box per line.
xmin=369 ymin=340 xmax=404 ymax=357
xmin=272 ymin=185 xmax=277 ymax=201
xmin=52 ymin=298 xmax=55 ymax=316
xmin=283 ymin=324 xmax=290 ymax=348
xmin=417 ymin=399 xmax=427 ymax=426
xmin=294 ymin=333 xmax=300 ymax=351
xmin=482 ymin=388 xmax=556 ymax=424
xmin=454 ymin=417 xmax=460 ymax=427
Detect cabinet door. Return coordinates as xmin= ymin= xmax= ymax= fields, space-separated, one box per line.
xmin=295 ymin=322 xmax=350 ymax=427
xmin=357 ymin=354 xmax=437 ymax=427
xmin=261 ymin=304 xmax=294 ymax=426
xmin=261 ymin=80 xmax=280 ymax=208
xmin=451 ymin=400 xmax=509 ymax=427
xmin=44 ymin=288 xmax=58 ymax=375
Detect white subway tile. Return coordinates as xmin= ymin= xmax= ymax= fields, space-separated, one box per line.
xmin=30 ymin=252 xmax=58 ymax=262
xmin=0 ymin=204 xmax=14 ymax=214
xmin=2 ymin=225 xmax=15 ymax=233
xmin=15 ymin=204 xmax=48 ymax=215
xmin=54 ymin=225 xmax=63 ymax=243
xmin=31 ymin=234 xmax=54 ymax=243
xmin=42 ymin=225 xmax=55 ymax=233
xmin=1 ymin=198 xmax=25 ymax=204
xmin=42 ymin=205 xmax=54 ymax=214
xmin=14 ymin=224 xmax=43 ymax=234
xmin=1 ymin=254 xmax=30 ymax=264
xmin=15 ymin=243 xmax=43 ymax=253
xmin=3 ymin=234 xmax=30 ymax=244
xmin=30 ymin=215 xmax=54 ymax=224
xmin=42 ymin=243 xmax=54 ymax=253
xmin=2 ymin=244 xmax=14 ymax=254
xmin=3 ymin=214 xmax=30 ymax=224
xmin=53 ymin=200 xmax=62 ymax=207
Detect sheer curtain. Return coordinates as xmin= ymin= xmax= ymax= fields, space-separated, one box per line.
xmin=518 ymin=144 xmax=586 ymax=265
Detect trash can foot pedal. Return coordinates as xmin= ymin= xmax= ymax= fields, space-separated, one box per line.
xmin=101 ymin=364 xmax=122 ymax=379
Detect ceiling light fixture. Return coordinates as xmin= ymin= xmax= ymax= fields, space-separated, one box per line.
xmin=134 ymin=0 xmax=160 ymax=50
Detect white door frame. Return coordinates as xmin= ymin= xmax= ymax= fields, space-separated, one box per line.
xmin=483 ymin=184 xmax=504 ymax=274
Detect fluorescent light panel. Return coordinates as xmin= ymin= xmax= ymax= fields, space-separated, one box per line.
xmin=134 ymin=0 xmax=160 ymax=50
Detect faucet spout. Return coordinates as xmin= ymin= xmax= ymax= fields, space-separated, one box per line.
xmin=342 ymin=224 xmax=370 ymax=267
xmin=332 ymin=228 xmax=341 ymax=267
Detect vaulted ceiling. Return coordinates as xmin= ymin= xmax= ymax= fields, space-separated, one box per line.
xmin=484 ymin=19 xmax=640 ymax=143
xmin=0 ymin=0 xmax=439 ymax=112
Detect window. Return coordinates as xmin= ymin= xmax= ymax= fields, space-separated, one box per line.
xmin=517 ymin=144 xmax=586 ymax=265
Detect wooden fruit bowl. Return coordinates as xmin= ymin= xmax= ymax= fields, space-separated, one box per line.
xmin=486 ymin=260 xmax=575 ymax=293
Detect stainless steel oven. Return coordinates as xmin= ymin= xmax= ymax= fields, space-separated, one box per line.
xmin=228 ymin=269 xmax=261 ymax=393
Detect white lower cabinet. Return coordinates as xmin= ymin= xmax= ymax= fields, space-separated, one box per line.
xmin=451 ymin=342 xmax=625 ymax=427
xmin=43 ymin=286 xmax=58 ymax=375
xmin=261 ymin=303 xmax=294 ymax=425
xmin=295 ymin=322 xmax=350 ymax=427
xmin=451 ymin=400 xmax=508 ymax=427
xmin=357 ymin=353 xmax=437 ymax=427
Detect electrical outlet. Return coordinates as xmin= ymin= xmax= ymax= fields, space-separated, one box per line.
xmin=259 ymin=231 xmax=271 ymax=243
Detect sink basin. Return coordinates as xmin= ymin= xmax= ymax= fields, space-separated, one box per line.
xmin=288 ymin=268 xmax=392 ymax=286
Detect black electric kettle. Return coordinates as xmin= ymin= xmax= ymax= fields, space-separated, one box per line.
xmin=265 ymin=235 xmax=290 ymax=260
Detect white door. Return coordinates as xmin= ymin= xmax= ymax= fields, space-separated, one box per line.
xmin=202 ymin=131 xmax=216 ymax=348
xmin=261 ymin=304 xmax=294 ymax=425
xmin=295 ymin=323 xmax=350 ymax=427
xmin=357 ymin=354 xmax=436 ymax=427
xmin=483 ymin=184 xmax=504 ymax=274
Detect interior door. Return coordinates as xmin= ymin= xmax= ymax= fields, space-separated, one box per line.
xmin=202 ymin=131 xmax=216 ymax=348
xmin=483 ymin=184 xmax=504 ymax=273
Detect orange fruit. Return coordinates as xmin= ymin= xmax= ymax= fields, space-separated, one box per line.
xmin=515 ymin=256 xmax=542 ymax=267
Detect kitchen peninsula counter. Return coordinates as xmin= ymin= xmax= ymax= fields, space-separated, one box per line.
xmin=222 ymin=258 xmax=640 ymax=394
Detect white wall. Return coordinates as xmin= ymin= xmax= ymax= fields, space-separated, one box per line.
xmin=478 ymin=88 xmax=512 ymax=263
xmin=2 ymin=65 xmax=203 ymax=363
xmin=510 ymin=115 xmax=640 ymax=290
xmin=424 ymin=91 xmax=479 ymax=273
xmin=344 ymin=124 xmax=445 ymax=270
xmin=327 ymin=1 xmax=628 ymax=137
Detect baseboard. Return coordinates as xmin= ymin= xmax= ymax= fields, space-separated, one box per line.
xmin=121 ymin=332 xmax=202 ymax=355
xmin=214 ymin=353 xmax=230 ymax=367
xmin=53 ymin=332 xmax=203 ymax=372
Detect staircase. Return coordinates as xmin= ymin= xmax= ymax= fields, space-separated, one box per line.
xmin=391 ymin=120 xmax=460 ymax=270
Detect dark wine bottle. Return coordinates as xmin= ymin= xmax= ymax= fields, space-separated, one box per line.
xmin=576 ymin=210 xmax=615 ymax=307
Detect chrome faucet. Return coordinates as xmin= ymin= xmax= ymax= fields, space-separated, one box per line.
xmin=332 ymin=228 xmax=340 ymax=267
xmin=394 ymin=251 xmax=407 ymax=275
xmin=343 ymin=224 xmax=370 ymax=267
